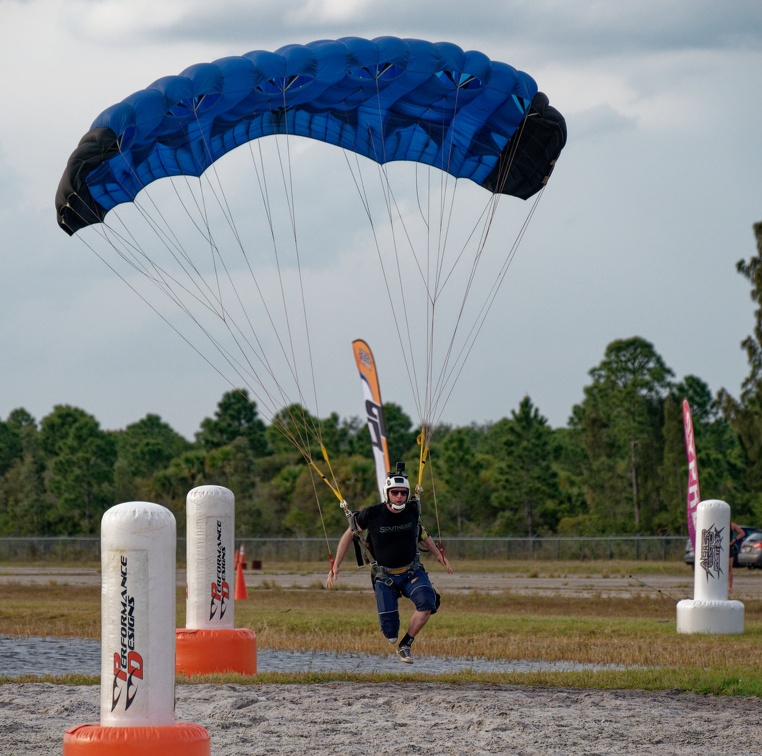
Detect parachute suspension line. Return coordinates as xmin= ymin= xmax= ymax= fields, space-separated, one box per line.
xmin=367 ymin=141 xmax=461 ymax=429
xmin=345 ymin=145 xmax=429 ymax=414
xmin=413 ymin=163 xmax=431 ymax=234
xmin=379 ymin=160 xmax=424 ymax=406
xmin=186 ymin=169 xmax=295 ymax=399
xmin=304 ymin=462 xmax=338 ymax=569
xmin=201 ymin=95 xmax=339 ymax=515
xmin=427 ymin=204 xmax=499 ymax=411
xmin=111 ymin=110 xmax=259 ymax=333
xmin=100 ymin=163 xmax=233 ymax=319
xmin=422 ymin=166 xmax=436 ymax=433
xmin=264 ymin=133 xmax=314 ymax=414
xmin=414 ymin=166 xmax=438 ymax=434
xmin=376 ymin=163 xmax=430 ymax=423
xmin=420 ymin=114 xmax=547 ymax=429
xmin=73 ymin=227 xmax=298 ymax=435
xmin=423 ymin=91 xmax=507 ymax=428
xmin=345 ymin=139 xmax=499 ymax=436
xmin=431 ymin=86 xmax=468 ymax=299
xmin=343 ymin=149 xmax=426 ymax=422
xmin=85 ymin=193 xmax=254 ymax=360
xmin=414 ymin=86 xmax=470 ymax=433
xmin=82 ymin=142 xmax=332 ymax=491
xmin=271 ymin=90 xmax=325 ymax=446
xmin=190 ymin=155 xmax=229 ymax=317
xmin=190 ymin=115 xmax=320 ymax=391
xmin=416 ymin=425 xmax=429 ymax=496
xmin=424 ymin=443 xmax=445 ymax=556
xmin=402 ymin=164 xmax=498 ymax=433
xmin=414 ymin=426 xmax=444 ymax=555
xmin=307 ymin=442 xmax=350 ymax=572
xmin=243 ymin=140 xmax=321 ymax=415
xmin=418 ymin=164 xmax=455 ymax=431
xmin=198 ymin=124 xmax=325 ymax=468
xmin=246 ymin=140 xmax=318 ymax=418
xmin=116 ymin=174 xmax=322 ymax=444
xmin=416 ymin=57 xmax=466 ymax=483
xmin=353 ymin=72 xmax=500 ymax=435
xmin=428 ymin=188 xmax=546 ymax=430
xmin=365 ymin=74 xmax=507 ymax=437
xmin=170 ymin=177 xmax=228 ymax=314
xmin=83 ymin=226 xmax=300 ymax=443
xmin=425 ymin=197 xmax=497 ymax=425
xmin=365 ymin=75 xmax=429 ymax=420
xmin=76 ymin=226 xmax=215 ymax=353
xmin=342 ymin=149 xmax=426 ymax=420
xmin=88 ymin=141 xmax=310 ymax=432
xmin=423 ymin=166 xmax=463 ymax=430
xmin=163 ymin=97 xmax=326 ymax=464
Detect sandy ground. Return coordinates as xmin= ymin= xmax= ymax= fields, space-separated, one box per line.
xmin=2 ymin=681 xmax=762 ymax=754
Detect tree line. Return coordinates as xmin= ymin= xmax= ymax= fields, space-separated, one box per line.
xmin=2 ymin=223 xmax=762 ymax=539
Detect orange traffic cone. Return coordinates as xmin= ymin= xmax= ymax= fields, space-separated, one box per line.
xmin=235 ymin=544 xmax=248 ymax=600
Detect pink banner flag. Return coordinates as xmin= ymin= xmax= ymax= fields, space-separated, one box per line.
xmin=682 ymin=398 xmax=701 ymax=549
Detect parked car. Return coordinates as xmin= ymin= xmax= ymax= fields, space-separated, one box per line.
xmin=738 ymin=531 xmax=762 ymax=568
xmin=684 ymin=525 xmax=762 ymax=568
xmin=684 ymin=538 xmax=694 ymax=566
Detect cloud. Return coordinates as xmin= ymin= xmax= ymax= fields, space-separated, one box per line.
xmin=59 ymin=0 xmax=762 ymax=59
xmin=2 ymin=0 xmax=761 ymax=438
xmin=0 ymin=144 xmax=23 ymax=211
xmin=570 ymin=103 xmax=637 ymax=139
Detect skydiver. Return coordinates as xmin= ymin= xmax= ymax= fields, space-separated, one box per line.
xmin=325 ymin=463 xmax=453 ymax=664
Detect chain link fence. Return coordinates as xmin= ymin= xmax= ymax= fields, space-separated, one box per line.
xmin=0 ymin=535 xmax=687 ymax=564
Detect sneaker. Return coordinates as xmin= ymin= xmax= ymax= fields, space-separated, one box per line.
xmin=397 ymin=645 xmax=413 ymax=664
xmin=387 ymin=636 xmax=398 ymax=644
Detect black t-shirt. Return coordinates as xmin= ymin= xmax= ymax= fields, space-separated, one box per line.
xmin=356 ymin=501 xmax=422 ymax=568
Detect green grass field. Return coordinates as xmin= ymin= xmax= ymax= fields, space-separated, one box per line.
xmin=2 ymin=560 xmax=761 ymax=695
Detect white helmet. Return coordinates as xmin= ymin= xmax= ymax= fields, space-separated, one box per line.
xmin=384 ymin=469 xmax=410 ymax=511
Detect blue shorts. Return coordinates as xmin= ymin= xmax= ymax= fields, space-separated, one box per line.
xmin=373 ymin=565 xmax=438 ymax=640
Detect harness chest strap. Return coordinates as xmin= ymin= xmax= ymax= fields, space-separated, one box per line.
xmin=372 ymin=554 xmax=421 ymax=576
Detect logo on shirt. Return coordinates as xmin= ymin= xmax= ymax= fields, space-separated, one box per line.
xmin=379 ymin=522 xmax=414 ymax=534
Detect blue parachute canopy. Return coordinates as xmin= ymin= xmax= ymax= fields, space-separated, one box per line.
xmin=56 ymin=37 xmax=566 ymax=234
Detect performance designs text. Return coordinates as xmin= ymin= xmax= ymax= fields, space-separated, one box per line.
xmin=112 ymin=554 xmax=144 ymax=712
xmin=210 ymin=519 xmax=229 ymax=621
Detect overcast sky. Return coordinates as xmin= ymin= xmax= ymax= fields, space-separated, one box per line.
xmin=2 ymin=1 xmax=762 ymax=440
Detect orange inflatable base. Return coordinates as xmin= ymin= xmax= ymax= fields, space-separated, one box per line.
xmin=176 ymin=627 xmax=257 ymax=676
xmin=63 ymin=723 xmax=209 ymax=755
